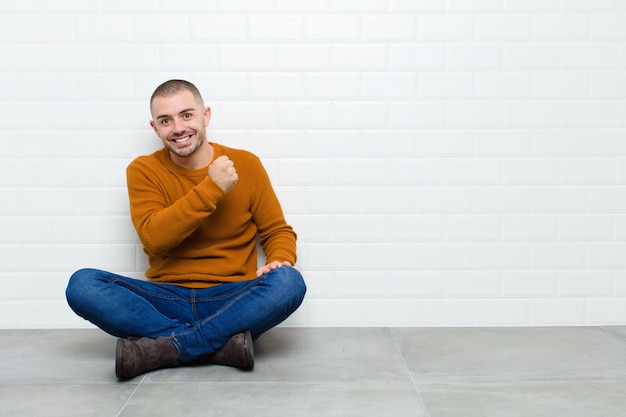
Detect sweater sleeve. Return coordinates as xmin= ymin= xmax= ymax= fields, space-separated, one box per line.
xmin=126 ymin=158 xmax=226 ymax=256
xmin=249 ymin=156 xmax=298 ymax=265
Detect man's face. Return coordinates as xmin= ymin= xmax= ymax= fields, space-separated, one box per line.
xmin=150 ymin=90 xmax=211 ymax=160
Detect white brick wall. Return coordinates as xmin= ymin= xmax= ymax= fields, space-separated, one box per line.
xmin=1 ymin=1 xmax=625 ymax=328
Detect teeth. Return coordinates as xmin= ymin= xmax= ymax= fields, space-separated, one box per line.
xmin=173 ymin=135 xmax=190 ymax=143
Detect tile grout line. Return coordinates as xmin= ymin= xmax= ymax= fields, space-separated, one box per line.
xmin=386 ymin=327 xmax=432 ymax=417
xmin=114 ymin=376 xmax=145 ymax=417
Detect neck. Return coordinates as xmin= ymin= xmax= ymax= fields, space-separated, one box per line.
xmin=170 ymin=141 xmax=214 ymax=170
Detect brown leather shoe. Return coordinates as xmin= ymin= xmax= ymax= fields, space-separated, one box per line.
xmin=196 ymin=330 xmax=254 ymax=370
xmin=116 ymin=336 xmax=180 ymax=380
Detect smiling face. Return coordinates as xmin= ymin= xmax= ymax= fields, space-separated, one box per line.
xmin=150 ymin=89 xmax=212 ymax=168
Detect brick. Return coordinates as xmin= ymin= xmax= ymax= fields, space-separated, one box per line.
xmin=305 ymin=15 xmax=358 ymax=40
xmin=477 ymin=15 xmax=532 ymax=41
xmin=561 ymin=43 xmax=619 ymax=69
xmin=562 ymin=0 xmax=618 ymax=11
xmin=389 ymin=271 xmax=445 ymax=297
xmin=590 ymin=71 xmax=626 ymax=98
xmin=446 ymin=271 xmax=502 ymax=297
xmin=533 ymin=14 xmax=590 ymax=41
xmin=505 ymin=101 xmax=559 ymax=128
xmin=219 ymin=44 xmax=274 ymax=70
xmin=558 ymin=271 xmax=613 ymax=296
xmin=591 ymin=13 xmax=626 ymax=40
xmin=475 ymin=300 xmax=530 ymax=325
xmin=475 ymin=130 xmax=531 ymax=156
xmin=388 ymin=215 xmax=445 ymax=241
xmin=446 ymin=101 xmax=504 ymax=128
xmin=277 ymin=44 xmax=330 ymax=69
xmin=16 ymin=14 xmax=73 ymax=43
xmin=190 ymin=15 xmax=246 ymax=40
xmin=502 ymin=271 xmax=558 ymax=297
xmin=362 ymin=72 xmax=417 ymax=98
xmin=75 ymin=15 xmax=130 ymax=42
xmin=587 ymin=298 xmax=626 ymax=324
xmin=561 ymin=101 xmax=620 ymax=128
xmin=278 ymin=102 xmax=331 ymax=128
xmin=362 ymin=300 xmax=419 ymax=326
xmin=390 ymin=44 xmax=445 ymax=70
xmin=504 ymin=43 xmax=560 ymax=69
xmin=474 ymin=187 xmax=529 ymax=213
xmin=419 ymin=73 xmax=474 ymax=99
xmin=533 ymin=72 xmax=588 ymax=99
xmin=0 ymin=46 xmax=43 ymax=71
xmin=448 ymin=0 xmax=502 ymax=11
xmin=362 ymin=243 xmax=417 ymax=270
xmin=419 ymin=299 xmax=474 ymax=325
xmin=505 ymin=0 xmax=560 ymax=11
xmin=560 ymin=158 xmax=616 ymax=184
xmin=532 ymin=130 xmax=588 ymax=156
xmin=217 ymin=0 xmax=273 ymax=11
xmin=448 ymin=44 xmax=502 ymax=70
xmin=333 ymin=102 xmax=388 ymax=128
xmin=389 ymin=158 xmax=447 ymax=185
xmin=332 ymin=0 xmax=386 ymax=11
xmin=419 ymin=130 xmax=475 ymax=156
xmin=531 ymin=187 xmax=586 ymax=212
xmin=416 ymin=243 xmax=473 ymax=269
xmin=277 ymin=158 xmax=333 ymax=186
xmin=420 ymin=14 xmax=475 ymax=41
xmin=362 ymin=15 xmax=417 ymax=40
xmin=476 ymin=243 xmax=530 ymax=269
xmin=306 ymin=299 xmax=362 ymax=326
xmin=301 ymin=243 xmax=361 ymax=270
xmin=249 ymin=15 xmax=303 ymax=40
xmin=501 ymin=215 xmax=557 ymax=241
xmin=250 ymin=73 xmax=304 ymax=98
xmin=532 ymin=243 xmax=587 ymax=269
xmin=476 ymin=72 xmax=531 ymax=99
xmin=446 ymin=215 xmax=501 ymax=241
xmin=332 ymin=44 xmax=387 ymax=70
xmin=559 ymin=215 xmax=615 ymax=241
xmin=391 ymin=101 xmax=445 ymax=128
xmin=389 ymin=0 xmax=446 ymax=11
xmin=588 ymin=243 xmax=626 ymax=268
xmin=220 ymin=101 xmax=277 ymax=128
xmin=531 ymin=300 xmax=586 ymax=325
xmin=133 ymin=15 xmax=189 ymax=42
xmin=305 ymin=73 xmax=360 ymax=98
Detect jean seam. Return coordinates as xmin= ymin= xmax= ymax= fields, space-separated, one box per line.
xmin=110 ymin=278 xmax=190 ymax=302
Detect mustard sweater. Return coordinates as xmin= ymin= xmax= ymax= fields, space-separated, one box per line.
xmin=126 ymin=143 xmax=297 ymax=288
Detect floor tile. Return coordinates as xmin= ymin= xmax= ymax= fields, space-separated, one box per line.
xmin=146 ymin=327 xmax=413 ymax=384
xmin=419 ymin=380 xmax=626 ymax=417
xmin=0 ymin=384 xmax=135 ymax=417
xmin=0 ymin=329 xmax=118 ymax=384
xmin=118 ymin=382 xmax=427 ymax=417
xmin=391 ymin=326 xmax=626 ymax=383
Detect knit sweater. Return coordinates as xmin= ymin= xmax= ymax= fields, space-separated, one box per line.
xmin=126 ymin=143 xmax=297 ymax=288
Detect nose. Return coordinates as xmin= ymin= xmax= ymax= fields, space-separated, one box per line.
xmin=171 ymin=118 xmax=185 ymax=134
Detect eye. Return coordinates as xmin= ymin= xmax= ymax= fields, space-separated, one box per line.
xmin=183 ymin=112 xmax=192 ymax=119
xmin=160 ymin=118 xmax=170 ymax=125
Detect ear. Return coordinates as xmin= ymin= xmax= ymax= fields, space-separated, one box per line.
xmin=149 ymin=120 xmax=158 ymax=133
xmin=203 ymin=106 xmax=211 ymax=127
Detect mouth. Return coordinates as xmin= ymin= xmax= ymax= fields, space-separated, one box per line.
xmin=170 ymin=134 xmax=193 ymax=144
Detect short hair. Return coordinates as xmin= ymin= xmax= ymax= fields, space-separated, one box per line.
xmin=150 ymin=79 xmax=204 ymax=111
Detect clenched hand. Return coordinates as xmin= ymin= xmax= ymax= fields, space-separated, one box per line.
xmin=208 ymin=155 xmax=238 ymax=192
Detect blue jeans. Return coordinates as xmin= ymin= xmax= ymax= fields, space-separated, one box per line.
xmin=65 ymin=266 xmax=306 ymax=362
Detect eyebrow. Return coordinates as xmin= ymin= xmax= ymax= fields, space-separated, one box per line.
xmin=155 ymin=107 xmax=196 ymax=120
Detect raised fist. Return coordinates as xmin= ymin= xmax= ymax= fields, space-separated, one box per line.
xmin=208 ymin=155 xmax=238 ymax=192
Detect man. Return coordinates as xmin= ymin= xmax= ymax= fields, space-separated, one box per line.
xmin=66 ymin=79 xmax=306 ymax=379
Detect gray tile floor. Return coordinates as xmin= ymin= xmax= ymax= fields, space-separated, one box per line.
xmin=1 ymin=326 xmax=625 ymax=416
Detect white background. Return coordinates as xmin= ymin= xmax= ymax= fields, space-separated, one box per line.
xmin=1 ymin=0 xmax=626 ymax=328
